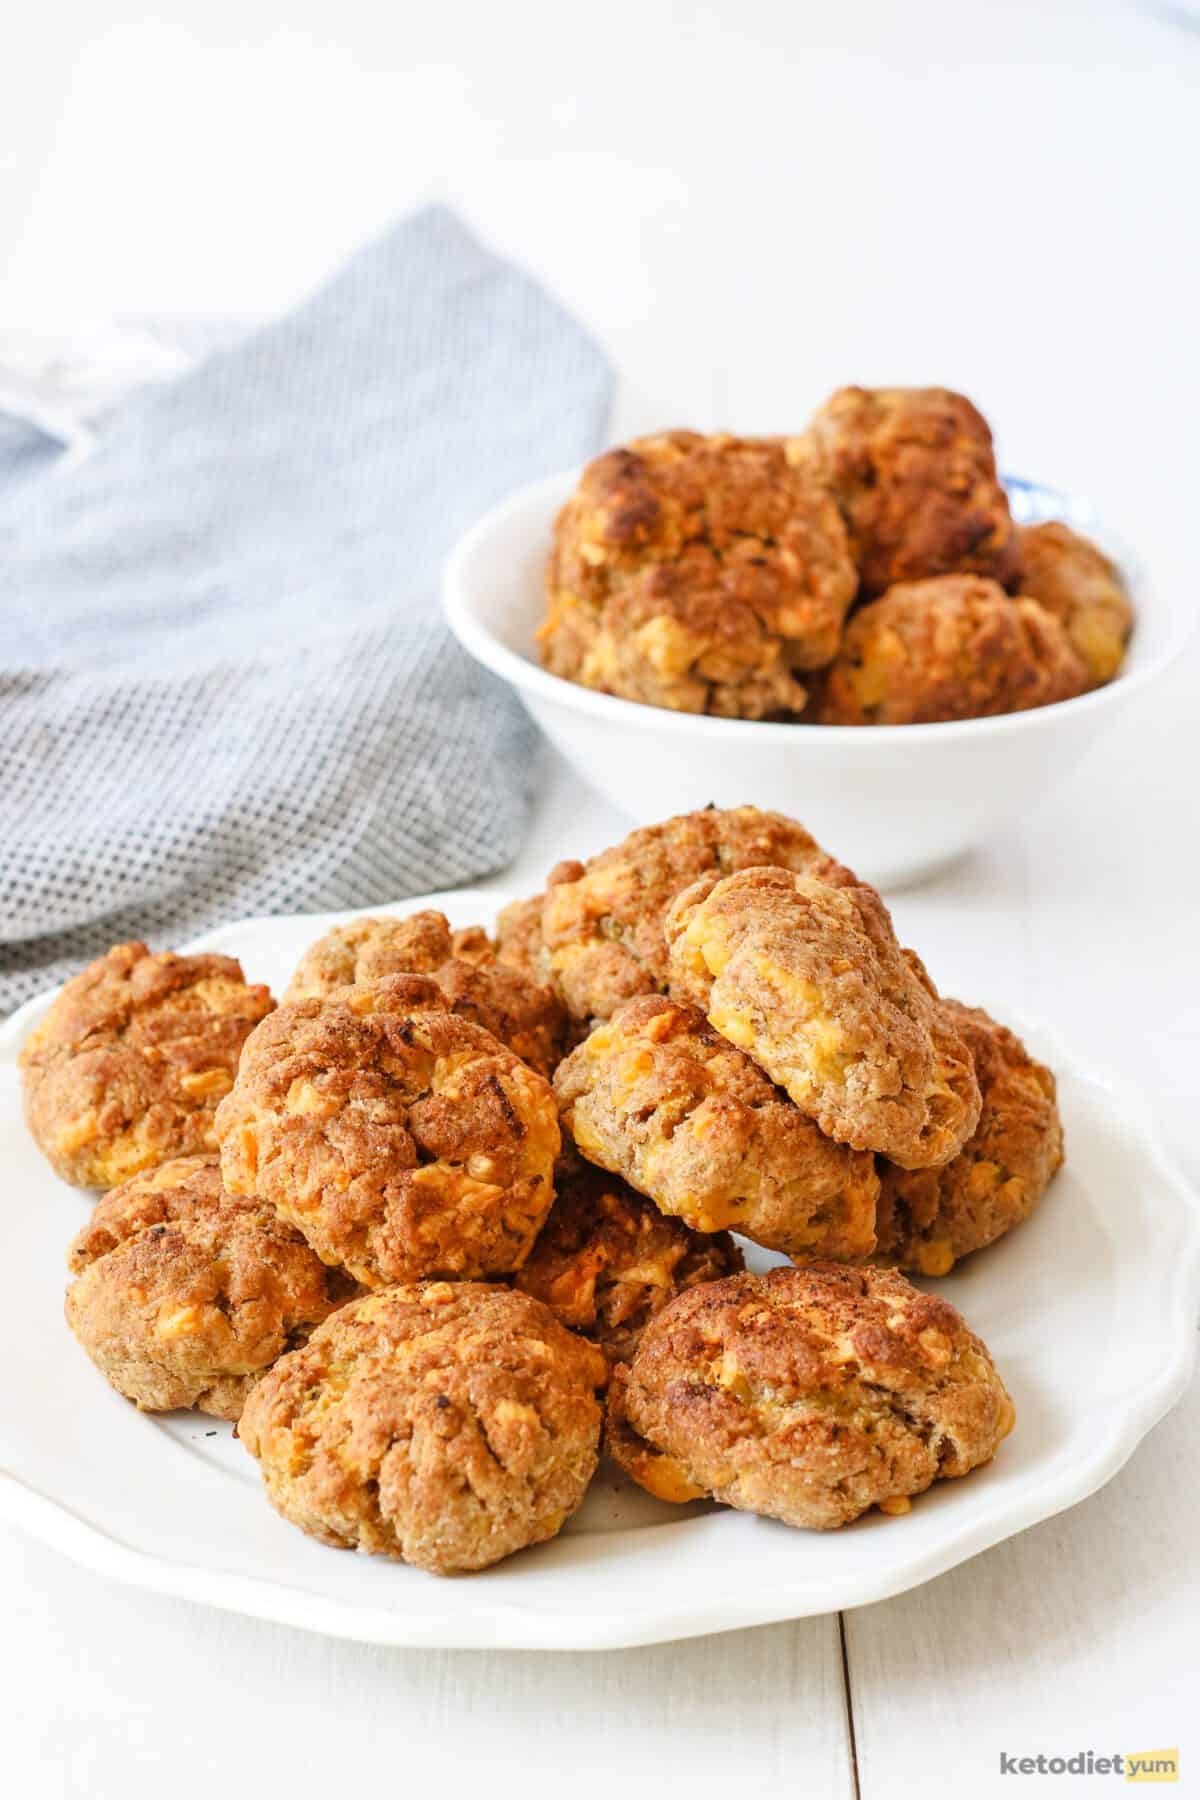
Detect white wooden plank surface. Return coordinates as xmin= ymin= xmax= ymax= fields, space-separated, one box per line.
xmin=846 ymin=1379 xmax=1200 ymax=1797
xmin=3 ymin=0 xmax=1199 ymax=1794
xmin=0 ymin=1530 xmax=855 ymax=1800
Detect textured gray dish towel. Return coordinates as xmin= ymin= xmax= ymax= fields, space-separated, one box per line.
xmin=0 ymin=207 xmax=612 ymax=1011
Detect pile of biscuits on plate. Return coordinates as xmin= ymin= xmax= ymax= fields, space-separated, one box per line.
xmin=21 ymin=806 xmax=1064 ymax=1574
xmin=537 ymin=386 xmax=1134 ymax=722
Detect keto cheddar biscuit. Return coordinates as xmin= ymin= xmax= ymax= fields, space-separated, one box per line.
xmin=215 ymin=998 xmax=559 ymax=1288
xmin=492 ymin=894 xmax=547 ymax=984
xmin=1015 ymin=520 xmax=1133 ymax=689
xmin=795 ymin=386 xmax=1020 ymax=596
xmin=20 ymin=942 xmax=274 ymax=1189
xmin=873 ymin=1000 xmax=1063 ymax=1276
xmin=285 ymin=911 xmax=566 ymax=1076
xmin=285 ymin=911 xmax=490 ymax=999
xmin=65 ymin=1154 xmax=352 ymax=1419
xmin=665 ymin=867 xmax=980 ymax=1169
xmin=539 ymin=432 xmax=857 ymax=718
xmin=553 ymin=996 xmax=879 ymax=1260
xmin=498 ymin=806 xmax=853 ymax=1027
xmin=515 ymin=1151 xmax=744 ymax=1366
xmin=238 ymin=1280 xmax=607 ymax=1574
xmin=814 ymin=574 xmax=1087 ymax=725
xmin=606 ymin=1264 xmax=1013 ymax=1526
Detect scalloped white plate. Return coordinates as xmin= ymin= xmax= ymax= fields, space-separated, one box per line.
xmin=2 ymin=889 xmax=1198 ymax=1650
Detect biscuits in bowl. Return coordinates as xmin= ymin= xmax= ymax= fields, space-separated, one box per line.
xmin=873 ymin=1000 xmax=1064 ymax=1275
xmin=238 ymin=1280 xmax=608 ymax=1574
xmin=539 ymin=432 xmax=857 ymax=718
xmin=65 ymin=1154 xmax=351 ymax=1419
xmin=553 ymin=995 xmax=879 ymax=1259
xmin=606 ymin=1264 xmax=1014 ymax=1526
xmin=814 ymin=574 xmax=1088 ymax=725
xmin=20 ymin=942 xmax=274 ymax=1189
xmin=515 ymin=1150 xmax=744 ymax=1366
xmin=215 ymin=995 xmax=559 ymax=1287
xmin=532 ymin=394 xmax=1134 ymax=733
xmin=1016 ymin=520 xmax=1133 ymax=689
xmin=665 ymin=866 xmax=980 ymax=1168
xmin=795 ymin=386 xmax=1021 ymax=597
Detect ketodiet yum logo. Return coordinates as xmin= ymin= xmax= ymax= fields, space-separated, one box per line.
xmin=998 ymin=1749 xmax=1178 ymax=1782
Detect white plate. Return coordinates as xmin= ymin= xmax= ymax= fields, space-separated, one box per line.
xmin=2 ymin=889 xmax=1198 ymax=1651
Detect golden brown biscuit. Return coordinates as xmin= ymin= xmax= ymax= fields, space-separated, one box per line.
xmin=665 ymin=867 xmax=980 ymax=1169
xmin=553 ymin=996 xmax=879 ymax=1259
xmin=287 ymin=911 xmax=495 ymax=1000
xmin=64 ymin=1155 xmax=352 ymax=1419
xmin=215 ymin=997 xmax=559 ymax=1288
xmin=239 ymin=1280 xmax=607 ymax=1574
xmin=606 ymin=1264 xmax=1013 ymax=1527
xmin=1016 ymin=520 xmax=1133 ymax=688
xmin=814 ymin=574 xmax=1087 ymax=725
xmin=353 ymin=968 xmax=567 ymax=1079
xmin=873 ymin=1000 xmax=1064 ymax=1275
xmin=515 ymin=1150 xmax=744 ymax=1366
xmin=795 ymin=386 xmax=1020 ymax=596
xmin=444 ymin=924 xmax=498 ymax=967
xmin=492 ymin=894 xmax=547 ymax=982
xmin=497 ymin=806 xmax=854 ymax=1027
xmin=20 ymin=942 xmax=275 ymax=1190
xmin=539 ymin=432 xmax=857 ymax=718
xmin=284 ymin=911 xmax=566 ymax=1076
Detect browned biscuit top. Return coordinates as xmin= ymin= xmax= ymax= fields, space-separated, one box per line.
xmin=1015 ymin=520 xmax=1133 ymax=689
xmin=515 ymin=1150 xmax=744 ymax=1366
xmin=539 ymin=432 xmax=857 ymax=718
xmin=215 ymin=998 xmax=560 ymax=1288
xmin=499 ymin=805 xmax=853 ymax=1027
xmin=795 ymin=386 xmax=1020 ymax=597
xmin=285 ymin=912 xmax=566 ymax=1077
xmin=20 ymin=941 xmax=275 ymax=1190
xmin=874 ymin=999 xmax=1064 ymax=1275
xmin=665 ymin=866 xmax=980 ymax=1169
xmin=287 ymin=914 xmax=415 ymax=998
xmin=286 ymin=911 xmax=497 ymax=1000
xmin=65 ymin=1154 xmax=352 ymax=1420
xmin=815 ymin=574 xmax=1088 ymax=725
xmin=492 ymin=894 xmax=547 ymax=983
xmin=553 ymin=995 xmax=879 ymax=1259
xmin=606 ymin=1263 xmax=1013 ymax=1528
xmin=238 ymin=1280 xmax=607 ymax=1574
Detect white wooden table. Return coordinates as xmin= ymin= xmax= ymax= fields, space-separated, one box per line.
xmin=3 ymin=2 xmax=1197 ymax=1793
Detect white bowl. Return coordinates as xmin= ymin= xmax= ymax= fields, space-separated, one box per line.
xmin=443 ymin=469 xmax=1186 ymax=887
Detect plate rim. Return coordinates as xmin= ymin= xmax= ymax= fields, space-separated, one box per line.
xmin=3 ymin=888 xmax=1199 ymax=1651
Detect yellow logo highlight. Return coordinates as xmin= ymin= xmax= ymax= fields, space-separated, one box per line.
xmin=1126 ymin=1749 xmax=1179 ymax=1783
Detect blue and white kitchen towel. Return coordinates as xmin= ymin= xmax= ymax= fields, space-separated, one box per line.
xmin=0 ymin=207 xmax=612 ymax=1010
